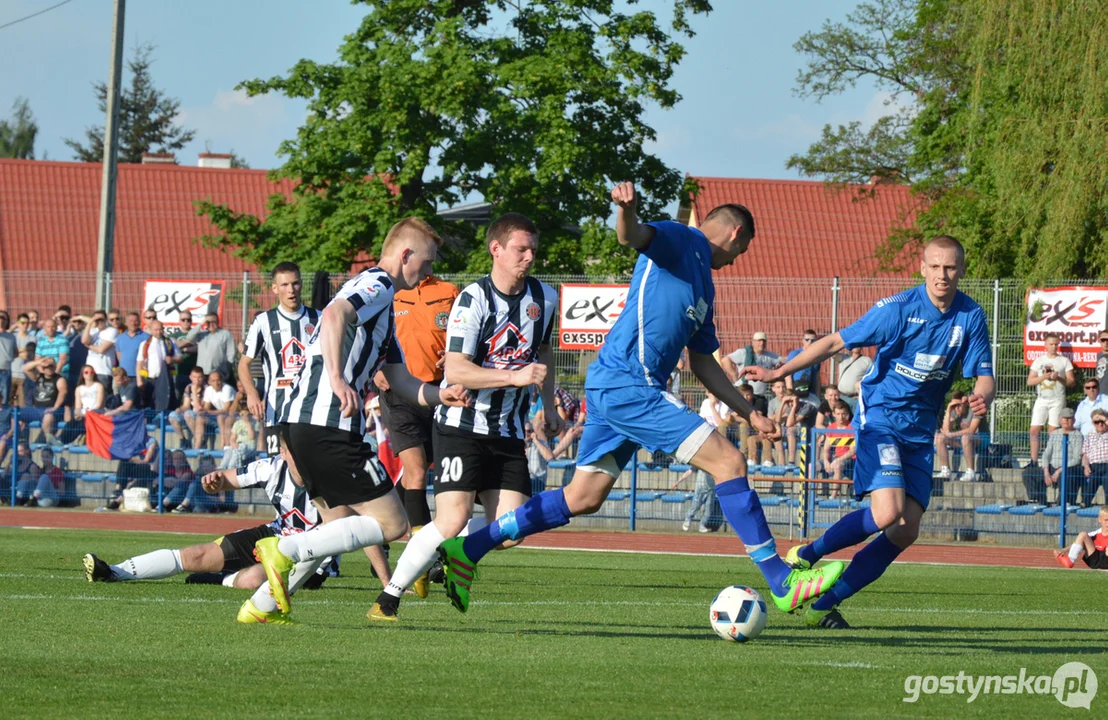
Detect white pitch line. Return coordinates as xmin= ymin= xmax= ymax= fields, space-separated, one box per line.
xmin=0 ymin=592 xmax=1106 ymax=617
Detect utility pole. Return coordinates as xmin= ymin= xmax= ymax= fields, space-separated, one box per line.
xmin=95 ymin=0 xmax=126 ymax=309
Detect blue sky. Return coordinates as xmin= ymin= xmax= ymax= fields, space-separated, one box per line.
xmin=0 ymin=0 xmax=884 ymax=182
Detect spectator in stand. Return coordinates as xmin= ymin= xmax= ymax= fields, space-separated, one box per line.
xmin=766 ymin=380 xmax=789 ymax=466
xmin=65 ymin=314 xmax=87 ymax=409
xmin=168 ymin=366 xmax=205 ymax=447
xmin=10 ymin=442 xmax=41 ymax=506
xmin=552 ymin=386 xmax=580 ymax=428
xmin=0 ymin=390 xmax=18 ymax=466
xmin=1096 ymin=330 xmax=1108 ymax=397
xmin=104 ymin=367 xmax=140 ymax=416
xmin=196 ymin=313 xmax=236 ymax=381
xmin=935 ymin=391 xmax=983 ymax=482
xmin=35 ymin=319 xmax=69 ymax=377
xmin=114 ymin=311 xmax=150 ymax=380
xmin=169 ymin=310 xmax=203 ymax=396
xmin=72 ymin=365 xmax=106 ymax=422
xmin=104 ymin=434 xmax=160 ymax=511
xmin=52 ymin=306 xmax=73 ymax=337
xmin=160 ymin=449 xmax=197 ymax=512
xmin=136 ymin=320 xmax=178 ymax=411
xmin=785 ymin=330 xmax=822 ymax=402
xmin=819 ymin=401 xmax=856 ymax=498
xmin=22 ymin=356 xmax=67 ymax=443
xmin=816 ymin=386 xmax=843 ymax=429
xmin=16 ymin=446 xmax=65 ymax=507
xmin=784 ymin=388 xmax=818 ymax=467
xmin=27 ymin=309 xmax=41 ymax=336
xmin=733 ymin=383 xmax=772 ymax=467
xmin=80 ymin=310 xmax=118 ymax=389
xmin=1027 ymin=333 xmax=1075 ymax=465
xmin=13 ymin=312 xmax=35 ymax=352
xmin=198 ymin=370 xmax=235 ymax=450
xmin=1082 ymin=409 xmax=1108 ymax=508
xmin=835 ymin=346 xmax=872 ymax=411
xmin=220 ymin=395 xmax=257 ymax=470
xmin=722 ymin=331 xmax=781 ymax=414
xmin=0 ymin=312 xmax=16 ymax=404
xmin=1075 ymin=378 xmax=1108 ymax=437
xmin=1032 ymin=407 xmax=1083 ymax=506
xmin=526 ymin=420 xmax=580 ymax=496
xmin=11 ymin=341 xmax=33 ymax=407
xmin=173 ymin=455 xmax=233 ymax=514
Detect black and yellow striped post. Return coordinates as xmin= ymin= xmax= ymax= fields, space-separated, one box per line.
xmin=797 ymin=426 xmax=809 ymax=538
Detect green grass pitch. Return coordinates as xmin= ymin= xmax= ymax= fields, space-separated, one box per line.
xmin=0 ymin=527 xmax=1104 ymax=718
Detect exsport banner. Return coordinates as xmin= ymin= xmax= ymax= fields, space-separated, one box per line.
xmin=1025 ymin=286 xmax=1108 ymax=367
xmin=142 ymin=280 xmax=225 ymax=331
xmin=559 ymin=284 xmax=629 ymax=350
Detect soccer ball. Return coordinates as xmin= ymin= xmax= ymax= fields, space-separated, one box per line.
xmin=709 ymin=586 xmax=767 ymax=642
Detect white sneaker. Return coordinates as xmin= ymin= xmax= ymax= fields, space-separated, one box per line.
xmin=762 ymin=460 xmax=774 ymax=468
xmin=681 ymin=520 xmax=691 ymax=532
xmin=960 ymin=470 xmax=976 ymax=482
xmin=938 ymin=466 xmax=952 ymax=479
xmin=698 ymin=526 xmax=710 ymax=533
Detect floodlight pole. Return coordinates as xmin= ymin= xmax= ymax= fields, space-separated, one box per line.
xmin=95 ymin=0 xmax=126 ymax=309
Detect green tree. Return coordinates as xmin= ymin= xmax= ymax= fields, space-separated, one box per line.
xmin=196 ymin=0 xmax=712 ymax=275
xmin=65 ymin=44 xmax=196 ymax=164
xmin=0 ymin=97 xmax=38 ymax=159
xmin=788 ymin=0 xmax=1108 ymax=282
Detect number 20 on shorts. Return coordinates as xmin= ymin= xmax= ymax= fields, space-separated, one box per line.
xmin=439 ymin=456 xmax=464 ymax=483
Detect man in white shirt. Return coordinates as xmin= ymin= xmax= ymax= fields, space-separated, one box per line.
xmin=198 ymin=370 xmax=236 ymax=450
xmin=1074 ymin=378 xmax=1108 ymax=437
xmin=721 ymin=331 xmax=780 ymax=415
xmin=1027 ymin=333 xmax=1075 ymax=465
xmin=835 ymin=346 xmax=873 ymax=410
xmin=81 ymin=310 xmax=119 ymax=389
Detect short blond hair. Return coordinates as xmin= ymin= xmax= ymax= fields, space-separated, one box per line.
xmin=381 ymin=217 xmax=442 ymax=256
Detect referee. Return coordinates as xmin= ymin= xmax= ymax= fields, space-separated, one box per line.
xmin=374 ymin=274 xmax=459 ymax=534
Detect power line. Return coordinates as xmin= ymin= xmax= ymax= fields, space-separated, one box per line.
xmin=0 ymin=0 xmax=76 ymax=32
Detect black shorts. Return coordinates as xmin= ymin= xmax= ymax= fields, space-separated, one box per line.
xmin=287 ymin=422 xmax=393 ymax=506
xmin=432 ymin=424 xmax=530 ymax=496
xmin=1084 ymin=549 xmax=1108 ymax=570
xmin=379 ymin=388 xmax=434 ymax=456
xmin=215 ymin=524 xmax=276 ymax=572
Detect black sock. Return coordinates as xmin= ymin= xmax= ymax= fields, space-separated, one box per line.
xmin=404 ymin=486 xmax=432 ymax=527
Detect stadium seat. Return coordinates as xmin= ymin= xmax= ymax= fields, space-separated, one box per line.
xmin=548 ymin=459 xmax=575 ymax=470
xmin=974 ymin=503 xmax=1011 ymax=514
xmin=66 ymin=445 xmax=90 ymax=455
xmin=1007 ymin=504 xmax=1044 ymax=516
xmin=669 ymin=464 xmax=692 ymax=473
xmin=183 ymin=449 xmax=204 ymax=458
xmin=817 ymin=499 xmax=850 ymax=509
xmin=759 ymin=495 xmax=786 ymax=507
xmin=759 ymin=466 xmax=788 ymax=476
xmin=81 ymin=473 xmax=111 ymax=483
xmin=607 ymin=490 xmax=631 ymax=501
xmin=1076 ymin=506 xmax=1102 ymax=518
xmin=659 ymin=493 xmax=688 ymax=503
xmin=633 ymin=491 xmax=661 ymax=502
xmin=27 ymin=421 xmax=41 ymax=429
xmin=786 ymin=497 xmax=801 ymax=507
xmin=1043 ymin=506 xmax=1078 ymax=517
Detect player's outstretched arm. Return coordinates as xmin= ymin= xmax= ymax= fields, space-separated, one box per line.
xmin=611 ymin=182 xmax=656 ymax=251
xmin=688 ymin=351 xmax=774 ymax=436
xmin=443 ymin=351 xmax=546 ymax=390
xmin=201 ymin=469 xmax=239 ymax=494
xmin=380 ymin=362 xmax=470 ymax=408
xmin=745 ymin=333 xmax=846 ymax=385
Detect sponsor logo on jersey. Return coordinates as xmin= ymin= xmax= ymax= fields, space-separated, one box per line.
xmin=907 ymin=317 xmax=926 ymax=324
xmin=484 ymin=322 xmax=534 ymax=367
xmin=280 ymin=337 xmax=307 ymax=374
xmin=948 ymin=325 xmax=964 ymax=348
xmin=894 ymin=362 xmax=951 ymax=383
xmin=913 ymin=353 xmax=947 ymax=371
xmin=526 ymin=302 xmax=541 ymax=321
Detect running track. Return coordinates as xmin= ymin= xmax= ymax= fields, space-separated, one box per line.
xmin=0 ymin=508 xmax=1062 ymax=569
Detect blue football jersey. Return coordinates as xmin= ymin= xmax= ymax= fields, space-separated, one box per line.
xmin=840 ymin=284 xmax=992 ymax=444
xmin=586 ymin=221 xmax=718 ymax=390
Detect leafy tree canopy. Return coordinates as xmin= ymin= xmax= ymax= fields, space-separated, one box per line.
xmin=0 ymin=97 xmax=38 ymax=159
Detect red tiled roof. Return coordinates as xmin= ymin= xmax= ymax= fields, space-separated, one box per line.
xmin=0 ymin=158 xmax=295 ymax=312
xmin=684 ymin=176 xmax=920 ymax=364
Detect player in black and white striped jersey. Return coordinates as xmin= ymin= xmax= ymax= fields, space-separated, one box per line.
xmin=242 ymin=217 xmax=471 ymax=624
xmin=369 ymin=212 xmax=559 ymax=621
xmin=239 ymin=262 xmax=321 ymax=455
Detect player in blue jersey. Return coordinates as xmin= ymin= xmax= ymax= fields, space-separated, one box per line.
xmin=744 ymin=235 xmax=994 ymax=629
xmin=437 ymin=182 xmax=846 ymax=615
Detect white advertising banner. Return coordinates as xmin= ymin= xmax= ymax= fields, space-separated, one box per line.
xmin=558 ymin=284 xmax=629 ymax=350
xmin=1024 ymin=286 xmax=1108 ymax=368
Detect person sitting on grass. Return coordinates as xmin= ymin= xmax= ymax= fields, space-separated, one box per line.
xmin=1055 ymin=504 xmax=1108 ymax=569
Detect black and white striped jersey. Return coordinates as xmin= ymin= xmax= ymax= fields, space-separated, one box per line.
xmin=235 ymin=456 xmax=320 ymax=535
xmin=435 ymin=275 xmax=557 ymax=439
xmin=281 ymin=268 xmax=403 ymax=436
xmin=243 ymin=305 xmax=321 ymax=427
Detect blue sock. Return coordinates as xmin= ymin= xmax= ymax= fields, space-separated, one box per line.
xmin=461 ymin=488 xmax=573 ymax=563
xmin=811 ymin=532 xmax=902 ymax=611
xmin=801 ymin=507 xmax=879 ymax=566
xmin=715 ymin=477 xmax=791 ymax=595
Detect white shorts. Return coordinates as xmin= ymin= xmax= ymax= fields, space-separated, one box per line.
xmin=1031 ymin=397 xmax=1065 ymax=427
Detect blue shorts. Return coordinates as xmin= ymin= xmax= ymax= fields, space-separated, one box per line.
xmin=852 ymin=426 xmax=934 ymax=510
xmin=576 ymin=386 xmax=708 ymax=472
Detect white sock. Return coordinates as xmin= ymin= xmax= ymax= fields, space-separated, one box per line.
xmin=250 ymin=558 xmax=326 ymax=613
xmin=1069 ymin=543 xmax=1083 ymax=563
xmin=384 ymin=523 xmax=446 ymax=598
xmin=111 ymin=549 xmax=183 ymax=581
xmin=457 ymin=515 xmax=488 ymax=538
xmin=221 ymin=571 xmax=239 ymax=588
xmin=277 ymin=515 xmax=385 ymax=563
